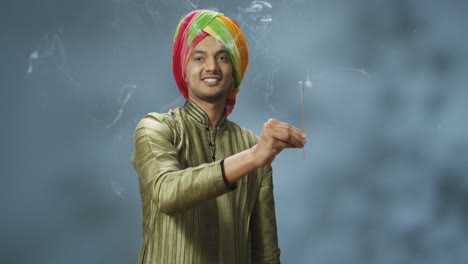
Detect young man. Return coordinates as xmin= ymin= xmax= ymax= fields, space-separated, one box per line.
xmin=131 ymin=10 xmax=306 ymax=264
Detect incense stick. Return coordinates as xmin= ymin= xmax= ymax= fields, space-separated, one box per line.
xmin=301 ymin=81 xmax=305 ymax=160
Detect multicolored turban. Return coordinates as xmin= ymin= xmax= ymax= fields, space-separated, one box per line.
xmin=172 ymin=10 xmax=249 ymax=115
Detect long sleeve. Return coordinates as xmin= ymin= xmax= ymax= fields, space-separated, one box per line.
xmin=132 ymin=103 xmax=281 ymax=264
xmin=131 ymin=114 xmax=232 ymax=216
xmin=250 ymin=165 xmax=281 ymax=263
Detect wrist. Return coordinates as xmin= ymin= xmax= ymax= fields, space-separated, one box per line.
xmin=247 ymin=146 xmax=262 ymax=169
xmin=223 ymin=147 xmax=261 ymax=183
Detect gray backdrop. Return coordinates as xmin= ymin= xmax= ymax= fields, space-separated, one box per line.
xmin=2 ymin=0 xmax=468 ymax=263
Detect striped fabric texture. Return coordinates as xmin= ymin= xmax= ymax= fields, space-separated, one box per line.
xmin=131 ymin=100 xmax=280 ymax=263
xmin=172 ymin=10 xmax=249 ymax=116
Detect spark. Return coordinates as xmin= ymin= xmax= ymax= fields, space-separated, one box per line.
xmin=305 ymin=73 xmax=313 ymax=88
xmin=105 ymin=84 xmax=137 ymax=128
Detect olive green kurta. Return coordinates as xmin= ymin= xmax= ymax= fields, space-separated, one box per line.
xmin=131 ymin=100 xmax=280 ymax=264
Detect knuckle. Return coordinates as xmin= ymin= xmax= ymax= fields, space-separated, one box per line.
xmin=279 ymin=134 xmax=287 ymax=141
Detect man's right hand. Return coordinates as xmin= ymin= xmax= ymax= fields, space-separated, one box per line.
xmin=252 ymin=119 xmax=307 ymax=167
xmin=223 ymin=119 xmax=306 ymax=185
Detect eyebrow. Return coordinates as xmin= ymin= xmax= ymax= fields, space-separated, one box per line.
xmin=191 ymin=49 xmax=229 ymax=55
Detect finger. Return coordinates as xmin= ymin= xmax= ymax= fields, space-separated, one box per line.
xmin=267 ymin=128 xmax=305 ymax=148
xmin=266 ymin=141 xmax=294 ymax=156
xmin=276 ymin=124 xmax=306 ymax=139
xmin=263 ymin=119 xmax=307 ymax=148
xmin=273 ymin=141 xmax=297 ymax=150
xmin=259 ymin=131 xmax=299 ymax=151
xmin=265 ymin=129 xmax=304 ymax=148
xmin=266 ymin=119 xmax=306 ymax=138
xmin=266 ymin=124 xmax=306 ymax=147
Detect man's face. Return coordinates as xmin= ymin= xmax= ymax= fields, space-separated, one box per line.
xmin=185 ymin=35 xmax=233 ymax=104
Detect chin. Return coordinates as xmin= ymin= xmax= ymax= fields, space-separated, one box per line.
xmin=193 ymin=90 xmax=227 ymax=102
xmin=200 ymin=94 xmax=226 ymax=103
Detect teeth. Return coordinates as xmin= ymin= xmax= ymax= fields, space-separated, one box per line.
xmin=204 ymin=78 xmax=219 ymax=82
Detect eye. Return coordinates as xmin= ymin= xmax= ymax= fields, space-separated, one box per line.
xmin=194 ymin=56 xmax=204 ymax=62
xmin=218 ymin=55 xmax=230 ymax=62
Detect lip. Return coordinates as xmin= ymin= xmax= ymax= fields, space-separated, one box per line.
xmin=201 ymin=76 xmax=222 ymax=87
xmin=202 ymin=79 xmax=221 ymax=87
xmin=201 ymin=76 xmax=222 ymax=81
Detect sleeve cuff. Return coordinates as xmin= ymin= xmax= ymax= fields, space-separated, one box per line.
xmin=220 ymin=159 xmax=237 ymax=190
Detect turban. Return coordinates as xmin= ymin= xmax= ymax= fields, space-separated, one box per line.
xmin=172 ymin=10 xmax=249 ymax=115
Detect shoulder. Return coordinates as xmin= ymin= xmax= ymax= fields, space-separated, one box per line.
xmin=226 ymin=120 xmax=259 ymax=146
xmin=136 ymin=112 xmax=172 ymax=130
xmin=134 ymin=108 xmax=184 ymax=140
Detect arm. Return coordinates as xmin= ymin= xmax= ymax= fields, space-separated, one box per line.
xmin=250 ymin=165 xmax=281 ymax=263
xmin=131 ymin=114 xmax=232 ymax=216
xmin=132 ymin=116 xmax=306 ymax=216
xmin=224 ymin=118 xmax=306 ymax=184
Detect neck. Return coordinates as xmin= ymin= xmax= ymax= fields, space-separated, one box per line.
xmin=189 ymin=97 xmax=226 ymax=127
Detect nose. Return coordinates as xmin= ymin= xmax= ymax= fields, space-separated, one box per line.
xmin=205 ymin=56 xmax=219 ymax=73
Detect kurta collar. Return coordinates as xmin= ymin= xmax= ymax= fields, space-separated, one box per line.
xmin=183 ymin=99 xmax=227 ymax=128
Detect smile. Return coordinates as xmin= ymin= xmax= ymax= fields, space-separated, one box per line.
xmin=202 ymin=78 xmax=221 ymax=83
xmin=201 ymin=77 xmax=222 ymax=86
